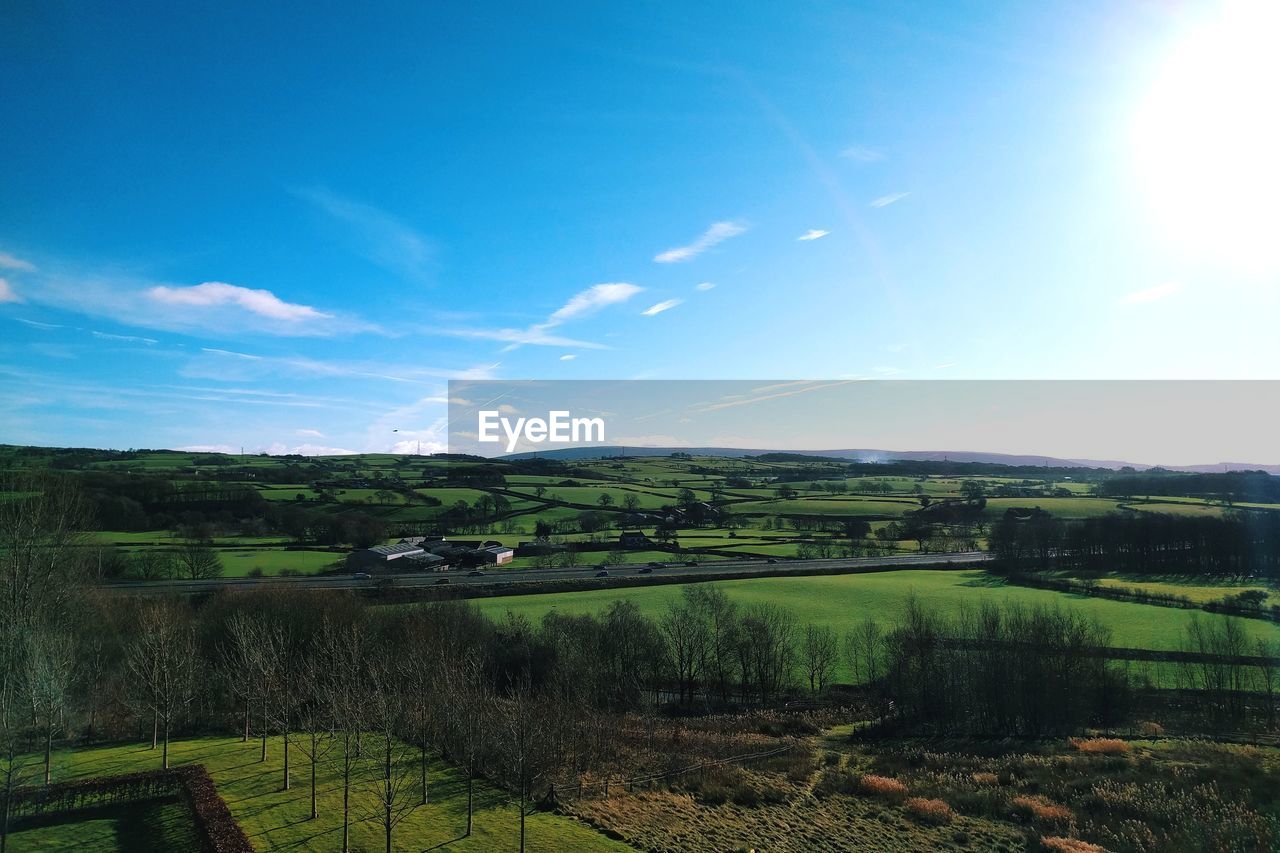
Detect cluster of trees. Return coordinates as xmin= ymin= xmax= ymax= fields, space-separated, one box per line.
xmin=881 ymin=599 xmax=1130 ymax=736
xmin=1097 ymin=470 xmax=1280 ymax=504
xmin=990 ymin=510 xmax=1280 ymax=578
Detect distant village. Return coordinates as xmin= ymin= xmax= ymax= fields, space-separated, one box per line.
xmin=347 ymin=529 xmax=662 ymax=573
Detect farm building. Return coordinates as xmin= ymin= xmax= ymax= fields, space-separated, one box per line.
xmin=349 ymin=542 xmax=425 ymax=571
xmin=618 ymin=531 xmax=652 ymax=549
xmin=478 ymin=545 xmax=514 ymax=565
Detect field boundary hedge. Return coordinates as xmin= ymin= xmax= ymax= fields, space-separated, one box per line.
xmin=9 ymin=765 xmax=251 ymax=853
xmin=1006 ymin=572 xmax=1279 ymax=622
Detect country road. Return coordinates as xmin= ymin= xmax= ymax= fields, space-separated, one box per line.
xmin=101 ymin=551 xmax=992 ymax=596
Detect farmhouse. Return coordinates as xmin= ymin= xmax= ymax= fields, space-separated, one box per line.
xmin=478 ymin=544 xmax=514 ymax=565
xmin=618 ymin=531 xmax=652 ymax=549
xmin=349 ymin=542 xmax=424 ymax=571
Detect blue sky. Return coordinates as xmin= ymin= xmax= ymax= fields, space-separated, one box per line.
xmin=2 ymin=1 xmax=1278 ymax=455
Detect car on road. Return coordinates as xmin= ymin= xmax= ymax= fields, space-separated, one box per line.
xmin=353 ymin=572 xmax=372 ymax=580
xmin=434 ymin=578 xmax=450 ymax=585
xmin=467 ymin=570 xmax=484 ymax=577
xmin=647 ymin=561 xmax=665 ymax=568
xmin=638 ymin=567 xmax=652 ymax=574
xmin=684 ymin=560 xmax=698 ymax=566
xmin=595 ymin=570 xmax=609 ymax=577
xmin=766 ymin=558 xmax=778 ymax=564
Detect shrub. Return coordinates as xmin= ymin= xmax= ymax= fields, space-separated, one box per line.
xmin=971 ymin=771 xmax=999 ymax=786
xmin=813 ymin=768 xmax=860 ymax=798
xmin=1013 ymin=795 xmax=1074 ymax=826
xmin=858 ymin=774 xmax=908 ymax=802
xmin=905 ymin=796 xmax=954 ymax=825
xmin=247 ymin=567 xmax=264 ymax=578
xmin=1137 ymin=721 xmax=1164 ymax=737
xmin=1040 ymin=837 xmax=1104 ymax=853
xmin=1069 ymin=738 xmax=1130 ymax=755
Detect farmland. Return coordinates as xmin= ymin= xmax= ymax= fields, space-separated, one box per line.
xmin=473 ymin=568 xmax=1276 ymax=681
xmin=14 ymin=444 xmax=1266 ymax=580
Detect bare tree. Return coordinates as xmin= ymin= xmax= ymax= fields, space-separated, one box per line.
xmin=362 ymin=658 xmax=419 ymax=853
xmin=661 ymin=589 xmax=709 ymax=704
xmin=294 ymin=639 xmax=334 ymax=821
xmin=176 ymin=540 xmax=222 ymax=580
xmin=0 ymin=473 xmax=89 ymax=631
xmin=126 ymin=602 xmax=196 ymax=769
xmin=850 ymin=617 xmax=884 ymax=685
xmin=25 ymin=629 xmax=76 ymax=784
xmin=800 ymin=623 xmax=838 ymax=695
xmin=318 ymin=616 xmax=367 ymax=853
xmin=498 ymin=675 xmax=562 ymax=853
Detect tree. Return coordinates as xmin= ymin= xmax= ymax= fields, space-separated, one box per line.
xmin=800 ymin=623 xmax=837 ymax=695
xmin=126 ymin=601 xmax=196 ymax=769
xmin=362 ymin=658 xmax=418 ymax=853
xmin=849 ymin=617 xmax=883 ymax=686
xmin=318 ymin=616 xmax=368 ymax=853
xmin=25 ymin=629 xmax=76 ymax=784
xmin=622 ymin=493 xmax=640 ymax=512
xmin=176 ymin=541 xmax=222 ymax=580
xmin=498 ymin=675 xmax=562 ymax=853
xmin=597 ymin=492 xmax=614 ymax=508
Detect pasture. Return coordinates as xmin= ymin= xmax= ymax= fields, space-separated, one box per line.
xmin=474 ymin=569 xmax=1276 ymax=681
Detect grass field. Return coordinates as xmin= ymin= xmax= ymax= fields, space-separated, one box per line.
xmin=21 ymin=736 xmax=626 ymax=852
xmin=1094 ymin=575 xmax=1278 ymax=606
xmin=7 ymin=799 xmax=202 ymax=851
xmin=474 ymin=570 xmax=1276 ymax=681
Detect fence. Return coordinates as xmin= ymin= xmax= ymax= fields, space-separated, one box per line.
xmin=551 ymin=743 xmax=795 ymax=802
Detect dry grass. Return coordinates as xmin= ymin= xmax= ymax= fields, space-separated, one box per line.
xmin=1136 ymin=721 xmax=1165 ymax=737
xmin=857 ymin=774 xmax=908 ymax=802
xmin=971 ymin=772 xmax=998 ymax=786
xmin=1012 ymin=795 xmax=1074 ymax=826
xmin=1039 ymin=837 xmax=1105 ymax=853
xmin=1068 ymin=737 xmax=1130 ymax=755
xmin=904 ymin=797 xmax=955 ymax=825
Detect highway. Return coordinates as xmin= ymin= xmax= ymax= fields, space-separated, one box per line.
xmin=102 ymin=551 xmax=992 ymax=596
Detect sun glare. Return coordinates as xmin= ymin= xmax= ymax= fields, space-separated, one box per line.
xmin=1132 ymin=0 xmax=1280 ymax=272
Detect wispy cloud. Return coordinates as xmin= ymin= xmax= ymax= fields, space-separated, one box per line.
xmin=16 ymin=318 xmax=61 ymax=330
xmin=297 ymin=187 xmax=433 ymax=284
xmin=1120 ymin=281 xmax=1182 ymax=305
xmin=654 ymin=221 xmax=746 ymax=263
xmin=0 ymin=252 xmax=36 ymax=272
xmin=641 ymin=298 xmax=683 ymax=316
xmin=798 ymin=229 xmax=830 ymax=241
xmin=0 ymin=278 xmax=22 ymax=304
xmin=444 ymin=282 xmax=642 ymax=350
xmin=92 ymin=331 xmax=158 ymax=345
xmin=840 ymin=145 xmax=884 ymax=163
xmin=185 ymin=347 xmax=498 ymax=384
xmin=869 ymin=192 xmax=909 ymax=208
xmin=148 ymin=282 xmax=331 ymax=322
xmin=559 ymin=354 xmax=577 ymax=361
xmin=295 ymin=428 xmax=325 ymax=438
xmin=695 ymin=282 xmax=716 ymax=292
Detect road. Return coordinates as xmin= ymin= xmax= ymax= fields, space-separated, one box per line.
xmin=102 ymin=551 xmax=992 ymax=596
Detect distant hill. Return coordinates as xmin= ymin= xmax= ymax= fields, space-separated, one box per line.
xmin=503 ymin=445 xmax=1280 ymax=474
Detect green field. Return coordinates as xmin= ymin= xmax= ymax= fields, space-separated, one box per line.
xmin=8 ymin=799 xmax=202 ymax=851
xmin=1095 ymin=575 xmax=1278 ymax=606
xmin=21 ymin=736 xmax=626 ymax=852
xmin=474 ymin=570 xmax=1277 ymax=680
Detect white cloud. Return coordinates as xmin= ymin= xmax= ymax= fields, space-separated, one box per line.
xmin=560 ymin=354 xmax=577 ymax=361
xmin=1120 ymin=281 xmax=1182 ymax=305
xmin=265 ymin=442 xmax=360 ymax=456
xmin=0 ymin=278 xmax=22 ymax=304
xmin=798 ymin=229 xmax=830 ymax=241
xmin=695 ymin=282 xmax=716 ymax=291
xmin=654 ymin=221 xmax=747 ymax=263
xmin=185 ymin=347 xmax=497 ymax=384
xmin=295 ymin=428 xmax=325 ymax=438
xmin=297 ymin=188 xmax=432 ymax=284
xmin=641 ymin=298 xmax=683 ymax=316
xmin=176 ymin=444 xmax=238 ymax=454
xmin=16 ymin=318 xmax=61 ymax=330
xmin=840 ymin=145 xmax=884 ymax=163
xmin=545 ymin=283 xmax=643 ymax=325
xmin=445 ymin=282 xmax=642 ymax=350
xmin=870 ymin=192 xmax=909 ymax=208
xmin=92 ymin=331 xmax=158 ymax=345
xmin=0 ymin=252 xmax=36 ymax=272
xmin=148 ymin=282 xmax=331 ymax=322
